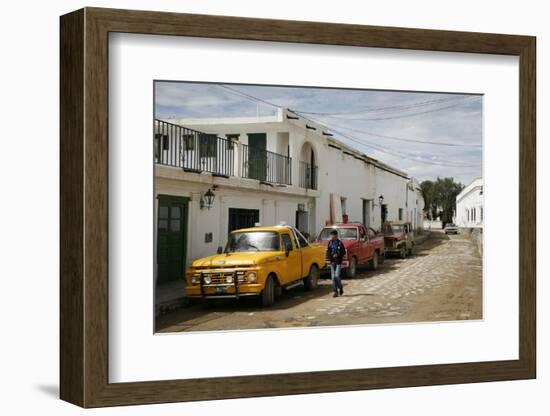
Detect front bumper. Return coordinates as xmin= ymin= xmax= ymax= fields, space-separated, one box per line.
xmin=185 ymin=271 xmax=263 ymax=299
xmin=385 ymin=246 xmax=404 ymax=254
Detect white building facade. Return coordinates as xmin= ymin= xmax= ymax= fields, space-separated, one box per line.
xmin=455 ymin=177 xmax=484 ymax=228
xmin=154 ymin=108 xmax=424 ymax=283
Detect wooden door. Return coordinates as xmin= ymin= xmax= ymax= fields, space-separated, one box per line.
xmin=247 ymin=133 xmax=267 ymax=181
xmin=157 ymin=195 xmax=189 ymax=283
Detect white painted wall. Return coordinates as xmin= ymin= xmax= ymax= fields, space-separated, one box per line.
xmin=155 ymin=174 xmax=313 ymax=270
xmin=166 ymin=108 xmax=425 ymax=242
xmin=455 ymin=178 xmax=484 ymax=228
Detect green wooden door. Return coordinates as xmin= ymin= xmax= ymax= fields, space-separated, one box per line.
xmin=247 ymin=133 xmax=267 ymax=181
xmin=157 ymin=195 xmax=189 ymax=283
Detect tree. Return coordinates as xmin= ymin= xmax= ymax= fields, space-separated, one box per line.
xmin=420 ymin=180 xmax=437 ymax=220
xmin=420 ymin=177 xmax=464 ymax=226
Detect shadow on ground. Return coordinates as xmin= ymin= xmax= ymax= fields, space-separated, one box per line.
xmin=156 ymin=232 xmax=451 ymax=331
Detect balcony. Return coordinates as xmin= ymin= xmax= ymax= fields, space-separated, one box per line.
xmin=241 ymin=144 xmax=292 ymax=186
xmin=154 ymin=119 xmax=235 ymax=177
xmin=299 ymin=161 xmax=318 ymax=190
xmin=155 ymin=119 xmax=293 ymax=186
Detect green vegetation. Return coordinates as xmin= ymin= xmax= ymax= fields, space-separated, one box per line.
xmin=420 ymin=178 xmax=464 ymax=226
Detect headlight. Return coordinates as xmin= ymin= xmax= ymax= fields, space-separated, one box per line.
xmin=204 ymin=276 xmax=211 ymax=285
xmin=248 ymin=272 xmax=257 ymax=282
xmin=226 ymin=275 xmax=234 ymax=284
xmin=191 ymin=275 xmax=200 ymax=284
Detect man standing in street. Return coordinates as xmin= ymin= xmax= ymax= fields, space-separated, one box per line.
xmin=326 ymin=229 xmax=346 ymax=297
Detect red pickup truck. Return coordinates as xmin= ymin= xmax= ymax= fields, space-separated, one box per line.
xmin=317 ymin=222 xmax=386 ymax=278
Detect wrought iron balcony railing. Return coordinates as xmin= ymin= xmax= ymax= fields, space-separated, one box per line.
xmin=299 ymin=161 xmax=318 ymax=190
xmin=241 ymin=144 xmax=292 ymax=185
xmin=155 ymin=120 xmax=294 ymax=186
xmin=154 ymin=119 xmax=235 ymax=177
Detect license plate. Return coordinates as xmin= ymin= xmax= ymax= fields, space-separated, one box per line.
xmin=215 ymin=286 xmax=227 ymax=294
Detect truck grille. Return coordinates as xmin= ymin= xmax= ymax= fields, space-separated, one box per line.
xmin=384 ymin=237 xmax=395 ymax=248
xmin=201 ymin=272 xmax=246 ymax=284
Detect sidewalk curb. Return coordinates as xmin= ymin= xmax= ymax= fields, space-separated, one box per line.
xmin=156 ymin=296 xmax=190 ymax=317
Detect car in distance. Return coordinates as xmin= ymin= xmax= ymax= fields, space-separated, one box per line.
xmin=185 ymin=225 xmax=326 ymax=306
xmin=444 ymin=223 xmax=459 ymax=235
xmin=317 ymin=222 xmax=385 ymax=278
xmin=382 ymin=220 xmax=415 ymax=259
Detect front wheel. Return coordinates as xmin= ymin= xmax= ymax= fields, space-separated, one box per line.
xmin=303 ymin=265 xmax=320 ymax=290
xmin=345 ymin=257 xmax=357 ymax=278
xmin=399 ymin=245 xmax=406 ymax=259
xmin=261 ymin=275 xmax=275 ymax=306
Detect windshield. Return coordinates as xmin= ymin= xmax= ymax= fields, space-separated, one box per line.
xmin=383 ymin=224 xmax=403 ymax=233
xmin=226 ymin=231 xmax=280 ymax=252
xmin=318 ymin=227 xmax=358 ymax=240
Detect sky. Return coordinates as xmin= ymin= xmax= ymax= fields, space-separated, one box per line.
xmin=154 ymin=82 xmax=483 ymax=185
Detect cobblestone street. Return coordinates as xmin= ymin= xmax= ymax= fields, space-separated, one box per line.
xmin=156 ymin=230 xmax=482 ymax=333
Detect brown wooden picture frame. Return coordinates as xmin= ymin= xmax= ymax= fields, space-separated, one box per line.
xmin=60 ymin=7 xmax=536 ymax=408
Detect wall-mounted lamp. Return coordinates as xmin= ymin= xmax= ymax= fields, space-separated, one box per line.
xmin=378 ymin=195 xmax=384 ymax=205
xmin=200 ymin=188 xmax=216 ymax=210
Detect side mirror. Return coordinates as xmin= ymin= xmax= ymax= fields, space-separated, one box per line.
xmin=217 ymin=246 xmax=223 ymax=254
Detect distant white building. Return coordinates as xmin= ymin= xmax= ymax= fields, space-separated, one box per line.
xmin=153 ymin=108 xmax=425 ymax=284
xmin=455 ymin=177 xmax=483 ymax=228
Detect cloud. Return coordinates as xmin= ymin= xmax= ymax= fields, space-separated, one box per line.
xmin=154 ymin=82 xmax=483 ymax=185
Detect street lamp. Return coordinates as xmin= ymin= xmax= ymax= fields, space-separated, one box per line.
xmin=200 ymin=188 xmax=216 ymax=210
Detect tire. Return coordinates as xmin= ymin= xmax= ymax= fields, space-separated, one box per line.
xmin=399 ymin=245 xmax=406 ymax=259
xmin=303 ymin=264 xmax=320 ymax=290
xmin=379 ymin=251 xmax=385 ymax=264
xmin=261 ymin=275 xmax=275 ymax=307
xmin=345 ymin=257 xmax=357 ymax=278
xmin=369 ymin=251 xmax=379 ymax=270
xmin=408 ymin=245 xmax=414 ymax=256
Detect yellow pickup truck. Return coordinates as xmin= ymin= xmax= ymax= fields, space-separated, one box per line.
xmin=185 ymin=225 xmax=325 ymax=306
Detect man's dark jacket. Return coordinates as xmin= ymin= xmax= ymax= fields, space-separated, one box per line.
xmin=326 ymin=239 xmax=346 ymax=265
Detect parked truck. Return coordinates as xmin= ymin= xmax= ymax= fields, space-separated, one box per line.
xmin=185 ymin=225 xmax=326 ymax=306
xmin=382 ymin=220 xmax=415 ymax=258
xmin=317 ymin=222 xmax=385 ymax=278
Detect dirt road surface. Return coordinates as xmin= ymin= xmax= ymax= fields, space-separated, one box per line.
xmin=156 ymin=230 xmax=482 ymax=333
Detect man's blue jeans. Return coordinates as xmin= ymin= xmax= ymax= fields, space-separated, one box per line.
xmin=329 ymin=263 xmax=343 ymax=293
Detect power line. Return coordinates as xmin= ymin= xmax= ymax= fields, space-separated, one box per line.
xmin=217 ymin=84 xmax=481 ymax=168
xmin=304 ymin=95 xmax=481 ymax=121
xmin=293 ymin=95 xmax=474 ymax=116
xmin=220 ymin=85 xmax=481 ymax=148
xmin=329 ymin=128 xmax=481 ymax=168
xmin=290 ymin=108 xmax=481 ymax=167
xmin=218 ymin=85 xmax=282 ymax=109
xmin=296 ymin=112 xmax=482 ymax=148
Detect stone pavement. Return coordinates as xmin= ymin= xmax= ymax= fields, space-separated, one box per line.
xmin=156 ymin=230 xmax=482 ymax=332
